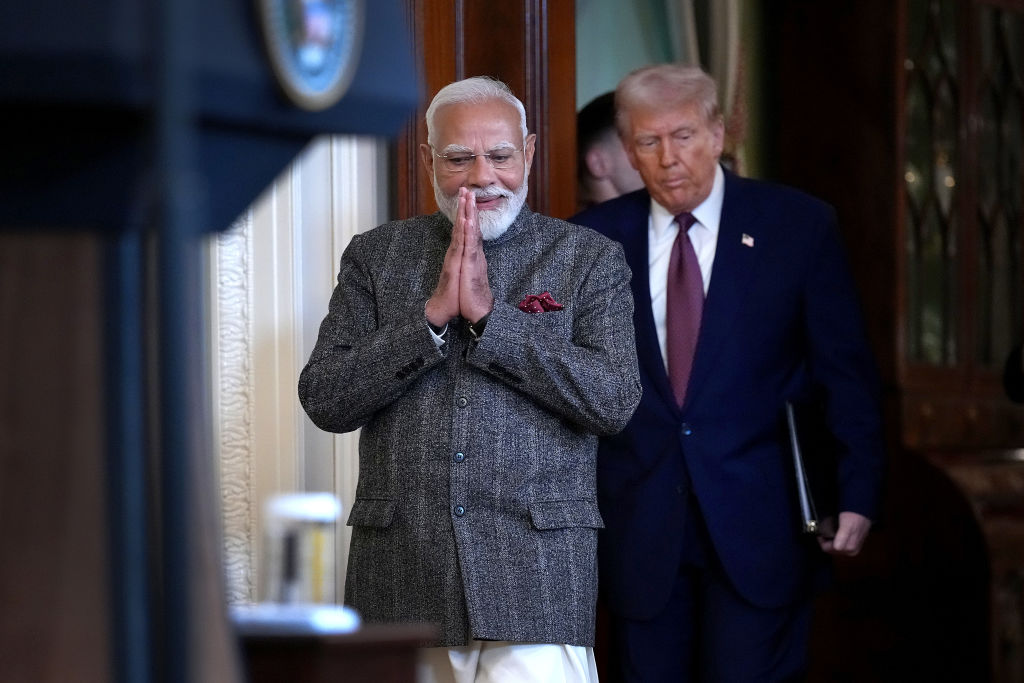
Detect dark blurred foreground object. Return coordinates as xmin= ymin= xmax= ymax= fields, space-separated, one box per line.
xmin=0 ymin=0 xmax=419 ymax=231
xmin=0 ymin=1 xmax=418 ymax=682
xmin=240 ymin=623 xmax=436 ymax=683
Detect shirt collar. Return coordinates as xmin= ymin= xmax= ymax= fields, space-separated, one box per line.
xmin=649 ymin=163 xmax=725 ymax=239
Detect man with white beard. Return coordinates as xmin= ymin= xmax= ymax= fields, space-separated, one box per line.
xmin=298 ymin=76 xmax=642 ymax=683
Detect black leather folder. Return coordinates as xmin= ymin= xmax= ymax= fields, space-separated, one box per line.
xmin=784 ymin=401 xmax=838 ymax=538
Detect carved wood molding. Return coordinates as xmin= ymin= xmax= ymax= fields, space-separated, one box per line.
xmin=214 ymin=213 xmax=257 ymax=603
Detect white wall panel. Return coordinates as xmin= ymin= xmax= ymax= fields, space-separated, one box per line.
xmin=213 ymin=135 xmax=386 ymax=604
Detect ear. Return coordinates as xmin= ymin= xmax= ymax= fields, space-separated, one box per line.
xmin=624 ymin=143 xmax=641 ymax=172
xmin=419 ymin=143 xmax=435 ymax=177
xmin=523 ymin=132 xmax=537 ymax=173
xmin=711 ymin=119 xmax=725 ymax=157
xmin=585 ymin=146 xmax=610 ymax=178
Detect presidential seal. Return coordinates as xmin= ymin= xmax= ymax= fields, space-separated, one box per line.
xmin=257 ymin=0 xmax=364 ymax=111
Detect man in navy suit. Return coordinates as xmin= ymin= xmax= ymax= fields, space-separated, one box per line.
xmin=570 ymin=64 xmax=885 ymax=681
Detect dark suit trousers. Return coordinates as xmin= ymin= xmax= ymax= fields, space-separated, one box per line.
xmin=609 ymin=496 xmax=812 ymax=682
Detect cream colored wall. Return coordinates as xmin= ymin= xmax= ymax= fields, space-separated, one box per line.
xmin=210 ymin=135 xmax=387 ymax=605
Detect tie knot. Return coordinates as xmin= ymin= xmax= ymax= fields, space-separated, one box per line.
xmin=676 ymin=212 xmax=696 ymax=232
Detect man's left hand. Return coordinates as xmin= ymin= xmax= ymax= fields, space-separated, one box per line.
xmin=818 ymin=511 xmax=872 ymax=556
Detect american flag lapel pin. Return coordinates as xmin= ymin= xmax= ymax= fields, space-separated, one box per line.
xmin=741 ymin=233 xmax=755 ymax=247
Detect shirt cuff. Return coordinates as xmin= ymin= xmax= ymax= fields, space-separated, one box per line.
xmin=428 ymin=322 xmax=448 ymax=348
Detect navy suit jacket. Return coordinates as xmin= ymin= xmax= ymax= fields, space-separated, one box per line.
xmin=570 ymin=169 xmax=885 ymax=619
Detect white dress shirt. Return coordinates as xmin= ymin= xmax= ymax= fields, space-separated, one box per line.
xmin=648 ymin=164 xmax=725 ymax=369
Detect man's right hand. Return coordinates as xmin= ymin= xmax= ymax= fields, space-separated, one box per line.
xmin=425 ymin=190 xmax=467 ymax=327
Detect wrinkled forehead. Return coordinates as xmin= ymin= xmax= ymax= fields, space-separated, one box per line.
xmin=624 ymin=102 xmax=720 ymax=144
xmin=433 ymin=99 xmax=523 ymax=151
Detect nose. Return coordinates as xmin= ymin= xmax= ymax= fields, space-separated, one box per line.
xmin=465 ymin=154 xmax=498 ymax=187
xmin=658 ymin=141 xmax=677 ymax=167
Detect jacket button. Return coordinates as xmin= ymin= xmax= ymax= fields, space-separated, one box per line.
xmin=454 ymin=505 xmax=466 ymax=517
xmin=454 ymin=452 xmax=465 ymax=463
xmin=681 ymin=423 xmax=693 ymax=436
xmin=457 ymin=396 xmax=468 ymax=408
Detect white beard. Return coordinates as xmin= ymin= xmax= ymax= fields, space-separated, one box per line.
xmin=433 ymin=173 xmax=529 ymax=241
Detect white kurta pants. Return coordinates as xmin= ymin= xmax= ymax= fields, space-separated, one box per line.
xmin=418 ymin=641 xmax=599 ymax=683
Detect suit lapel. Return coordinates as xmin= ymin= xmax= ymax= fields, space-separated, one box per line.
xmin=617 ymin=194 xmax=680 ymax=411
xmin=685 ymin=172 xmax=762 ymax=409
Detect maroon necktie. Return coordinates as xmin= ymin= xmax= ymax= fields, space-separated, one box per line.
xmin=666 ymin=212 xmax=703 ymax=406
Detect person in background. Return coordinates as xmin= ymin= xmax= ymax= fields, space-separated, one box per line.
xmin=577 ymin=91 xmax=645 ymax=212
xmin=570 ymin=63 xmax=886 ymax=682
xmin=299 ymin=75 xmax=642 ymax=683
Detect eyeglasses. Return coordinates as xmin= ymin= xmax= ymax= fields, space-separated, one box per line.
xmin=431 ymin=146 xmax=523 ymax=173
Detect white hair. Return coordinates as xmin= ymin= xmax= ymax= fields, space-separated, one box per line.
xmin=425 ymin=76 xmax=529 ymax=146
xmin=615 ymin=64 xmax=721 ymax=137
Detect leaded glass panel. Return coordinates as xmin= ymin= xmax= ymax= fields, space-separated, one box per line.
xmin=976 ymin=6 xmax=1024 ymax=366
xmin=905 ymin=0 xmax=960 ymax=365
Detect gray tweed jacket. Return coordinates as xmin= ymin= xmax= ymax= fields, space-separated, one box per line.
xmin=298 ymin=205 xmax=641 ymax=647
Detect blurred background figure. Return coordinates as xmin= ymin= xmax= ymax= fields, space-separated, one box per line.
xmin=576 ymin=91 xmax=644 ymax=212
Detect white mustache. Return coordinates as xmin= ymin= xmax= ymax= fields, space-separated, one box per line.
xmin=473 ymin=189 xmax=512 ymax=204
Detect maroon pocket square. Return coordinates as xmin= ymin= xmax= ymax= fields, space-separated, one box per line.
xmin=517 ymin=291 xmax=564 ymax=313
